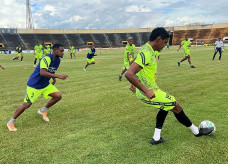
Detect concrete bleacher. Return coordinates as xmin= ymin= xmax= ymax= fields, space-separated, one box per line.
xmin=0 ymin=23 xmax=228 ymax=50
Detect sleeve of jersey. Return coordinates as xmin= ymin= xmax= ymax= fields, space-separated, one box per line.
xmin=134 ymin=51 xmax=151 ymax=69
xmin=40 ymin=56 xmax=51 ymax=69
xmin=125 ymin=45 xmax=129 ymax=53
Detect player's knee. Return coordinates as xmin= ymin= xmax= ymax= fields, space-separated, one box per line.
xmin=171 ymin=102 xmax=183 ymax=114
xmin=55 ymin=93 xmax=62 ymax=101
xmin=23 ymin=102 xmax=32 ymax=109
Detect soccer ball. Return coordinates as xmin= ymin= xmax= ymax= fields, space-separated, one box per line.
xmin=199 ymin=120 xmax=216 ymax=135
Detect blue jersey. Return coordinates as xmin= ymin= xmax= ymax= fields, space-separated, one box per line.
xmin=27 ymin=54 xmax=61 ymax=89
xmin=87 ymin=48 xmax=96 ymax=59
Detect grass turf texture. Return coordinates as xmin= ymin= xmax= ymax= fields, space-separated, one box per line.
xmin=0 ymin=46 xmax=228 ymax=163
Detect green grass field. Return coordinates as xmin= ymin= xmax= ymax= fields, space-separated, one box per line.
xmin=0 ymin=46 xmax=228 ymax=163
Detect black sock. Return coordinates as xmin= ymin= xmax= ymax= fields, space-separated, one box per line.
xmin=156 ymin=109 xmax=169 ymax=129
xmin=34 ymin=60 xmax=36 ymax=65
xmin=21 ymin=57 xmax=23 ymax=61
xmin=174 ymin=110 xmax=192 ymax=127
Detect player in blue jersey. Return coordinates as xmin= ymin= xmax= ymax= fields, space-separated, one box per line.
xmin=12 ymin=45 xmax=24 ymax=62
xmin=7 ymin=44 xmax=69 ymax=131
xmin=83 ymin=45 xmax=97 ymax=71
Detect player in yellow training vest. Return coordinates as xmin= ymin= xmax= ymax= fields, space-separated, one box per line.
xmin=69 ymin=45 xmax=76 ymax=59
xmin=177 ymin=35 xmax=195 ymax=68
xmin=125 ymin=28 xmax=212 ymax=145
xmin=33 ymin=42 xmax=43 ymax=68
xmin=119 ymin=37 xmax=135 ymax=81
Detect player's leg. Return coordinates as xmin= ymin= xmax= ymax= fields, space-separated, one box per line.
xmin=119 ymin=62 xmax=129 ymax=81
xmin=212 ymin=48 xmax=218 ymax=60
xmin=119 ymin=68 xmax=127 ymax=81
xmin=38 ymin=84 xmax=61 ymax=122
xmin=7 ymin=102 xmax=32 ymax=131
xmin=171 ymin=102 xmax=213 ymax=137
xmin=20 ymin=54 xmax=23 ymax=62
xmin=70 ymin=52 xmax=72 ymax=59
xmin=218 ymin=48 xmax=222 ymax=61
xmin=7 ymin=86 xmax=41 ymax=131
xmin=187 ymin=56 xmax=195 ymax=68
xmin=73 ymin=52 xmax=76 ymax=58
xmin=34 ymin=57 xmax=37 ymax=67
xmin=177 ymin=56 xmax=188 ymax=67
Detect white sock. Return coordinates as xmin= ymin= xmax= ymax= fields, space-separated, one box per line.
xmin=188 ymin=124 xmax=199 ymax=135
xmin=8 ymin=118 xmax=16 ymax=124
xmin=153 ymin=128 xmax=161 ymax=141
xmin=40 ymin=107 xmax=48 ymax=112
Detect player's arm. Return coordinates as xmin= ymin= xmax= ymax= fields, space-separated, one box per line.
xmin=40 ymin=57 xmax=68 ymax=80
xmin=127 ymin=52 xmax=131 ymax=65
xmin=177 ymin=44 xmax=182 ymax=51
xmin=34 ymin=47 xmax=36 ymax=55
xmin=125 ymin=63 xmax=155 ymax=101
xmin=0 ymin=65 xmax=5 ymax=70
xmin=130 ymin=53 xmax=135 ymax=64
xmin=40 ymin=69 xmax=68 ymax=80
xmin=51 ymin=78 xmax=56 ymax=85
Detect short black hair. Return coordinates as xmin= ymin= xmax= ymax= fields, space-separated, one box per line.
xmin=53 ymin=44 xmax=63 ymax=50
xmin=149 ymin=27 xmax=169 ymax=41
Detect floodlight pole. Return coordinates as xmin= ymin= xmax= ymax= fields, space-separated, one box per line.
xmin=26 ymin=0 xmax=34 ymax=29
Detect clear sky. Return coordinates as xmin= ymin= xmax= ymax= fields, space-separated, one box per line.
xmin=0 ymin=0 xmax=227 ymax=29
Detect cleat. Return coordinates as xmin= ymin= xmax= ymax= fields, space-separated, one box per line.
xmin=190 ymin=65 xmax=195 ymax=68
xmin=83 ymin=68 xmax=86 ymax=71
xmin=151 ymin=137 xmax=168 ymax=145
xmin=38 ymin=110 xmax=49 ymax=122
xmin=194 ymin=127 xmax=214 ymax=137
xmin=217 ymin=60 xmax=221 ymax=63
xmin=177 ymin=62 xmax=180 ymax=67
xmin=7 ymin=123 xmax=17 ymax=131
xmin=33 ymin=65 xmax=36 ymax=68
xmin=119 ymin=75 xmax=122 ymax=81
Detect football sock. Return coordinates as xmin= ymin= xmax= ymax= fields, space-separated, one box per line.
xmin=156 ymin=109 xmax=168 ymax=129
xmin=153 ymin=128 xmax=161 ymax=141
xmin=8 ymin=118 xmax=16 ymax=124
xmin=174 ymin=110 xmax=192 ymax=127
xmin=40 ymin=107 xmax=48 ymax=112
xmin=153 ymin=110 xmax=168 ymax=141
xmin=188 ymin=124 xmax=199 ymax=135
xmin=21 ymin=56 xmax=23 ymax=61
xmin=34 ymin=60 xmax=36 ymax=65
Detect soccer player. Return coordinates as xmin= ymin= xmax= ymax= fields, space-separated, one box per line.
xmin=83 ymin=45 xmax=97 ymax=71
xmin=69 ymin=45 xmax=76 ymax=59
xmin=12 ymin=45 xmax=23 ymax=62
xmin=0 ymin=64 xmax=5 ymax=70
xmin=33 ymin=42 xmax=43 ymax=67
xmin=125 ymin=27 xmax=213 ymax=145
xmin=119 ymin=37 xmax=135 ymax=81
xmin=46 ymin=44 xmax=51 ymax=53
xmin=212 ymin=37 xmax=224 ymax=62
xmin=177 ymin=35 xmax=195 ymax=68
xmin=7 ymin=44 xmax=68 ymax=131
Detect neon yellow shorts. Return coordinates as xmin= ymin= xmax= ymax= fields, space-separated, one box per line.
xmin=136 ymin=88 xmax=176 ymax=111
xmin=123 ymin=61 xmax=130 ymax=69
xmin=24 ymin=84 xmax=59 ymax=103
xmin=184 ymin=49 xmax=190 ymax=56
xmin=35 ymin=52 xmax=43 ymax=59
xmin=17 ymin=53 xmax=22 ymax=57
xmin=87 ymin=58 xmax=95 ymax=64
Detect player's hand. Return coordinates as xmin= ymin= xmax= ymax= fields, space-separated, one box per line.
xmin=52 ymin=78 xmax=56 ymax=85
xmin=0 ymin=65 xmax=5 ymax=70
xmin=129 ymin=84 xmax=136 ymax=93
xmin=144 ymin=89 xmax=155 ymax=101
xmin=58 ymin=75 xmax=69 ymax=80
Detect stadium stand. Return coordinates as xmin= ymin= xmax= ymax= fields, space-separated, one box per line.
xmin=0 ymin=23 xmax=228 ymax=50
